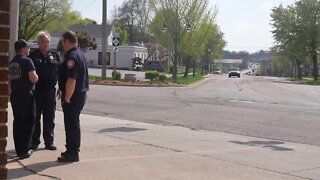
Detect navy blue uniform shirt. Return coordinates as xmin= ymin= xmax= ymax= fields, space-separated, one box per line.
xmin=59 ymin=47 xmax=89 ymax=93
xmin=29 ymin=49 xmax=62 ymax=91
xmin=9 ymin=55 xmax=36 ymax=93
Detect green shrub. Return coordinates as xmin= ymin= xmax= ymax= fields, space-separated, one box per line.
xmin=145 ymin=70 xmax=159 ymax=82
xmin=159 ymin=74 xmax=167 ymax=83
xmin=112 ymin=71 xmax=122 ymax=81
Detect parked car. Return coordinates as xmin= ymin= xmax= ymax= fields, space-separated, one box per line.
xmin=213 ymin=68 xmax=222 ymax=74
xmin=228 ymin=68 xmax=241 ymax=78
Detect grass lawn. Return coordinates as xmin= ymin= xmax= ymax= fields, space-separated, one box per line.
xmin=89 ymin=74 xmax=204 ymax=85
xmin=89 ymin=75 xmax=113 ymax=81
xmin=288 ymin=77 xmax=320 ymax=85
xmin=154 ymin=74 xmax=204 ymax=85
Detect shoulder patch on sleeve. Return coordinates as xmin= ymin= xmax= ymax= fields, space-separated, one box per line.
xmin=67 ymin=59 xmax=76 ymax=69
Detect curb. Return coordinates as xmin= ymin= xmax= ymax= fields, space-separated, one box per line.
xmin=186 ymin=75 xmax=214 ymax=88
xmin=89 ymin=81 xmax=186 ymax=88
xmin=89 ymin=75 xmax=214 ymax=88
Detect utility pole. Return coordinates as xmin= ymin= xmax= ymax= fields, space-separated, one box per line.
xmin=101 ymin=0 xmax=107 ymax=79
xmin=113 ymin=51 xmax=117 ymax=80
xmin=173 ymin=0 xmax=179 ymax=83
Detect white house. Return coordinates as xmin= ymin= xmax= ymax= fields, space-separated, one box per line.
xmin=51 ymin=24 xmax=148 ymax=69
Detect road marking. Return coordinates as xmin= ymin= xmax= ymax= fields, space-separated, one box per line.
xmin=241 ymin=79 xmax=249 ymax=91
xmin=229 ymin=99 xmax=257 ymax=104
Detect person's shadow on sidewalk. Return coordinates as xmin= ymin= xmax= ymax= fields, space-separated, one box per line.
xmin=229 ymin=140 xmax=294 ymax=151
xmin=7 ymin=150 xmax=69 ymax=179
xmin=8 ymin=159 xmax=70 ymax=179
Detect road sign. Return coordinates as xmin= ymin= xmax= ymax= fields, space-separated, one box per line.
xmin=112 ymin=37 xmax=119 ymax=46
xmin=112 ymin=37 xmax=120 ymax=52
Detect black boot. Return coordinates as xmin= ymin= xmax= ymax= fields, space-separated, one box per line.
xmin=57 ymin=151 xmax=79 ymax=162
xmin=18 ymin=150 xmax=33 ymax=159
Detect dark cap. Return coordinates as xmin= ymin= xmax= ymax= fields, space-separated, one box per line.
xmin=14 ymin=39 xmax=29 ymax=52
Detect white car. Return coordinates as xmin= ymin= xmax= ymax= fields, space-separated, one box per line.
xmin=228 ymin=68 xmax=241 ymax=78
xmin=213 ymin=69 xmax=222 ymax=74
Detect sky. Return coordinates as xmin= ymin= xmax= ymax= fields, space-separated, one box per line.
xmin=71 ymin=0 xmax=296 ymax=53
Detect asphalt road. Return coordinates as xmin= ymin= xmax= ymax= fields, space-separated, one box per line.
xmin=65 ymin=75 xmax=320 ymax=146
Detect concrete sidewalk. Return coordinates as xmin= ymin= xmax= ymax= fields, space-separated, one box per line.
xmin=6 ymin=108 xmax=320 ymax=180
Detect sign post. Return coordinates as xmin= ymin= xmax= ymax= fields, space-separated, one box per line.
xmin=112 ymin=34 xmax=120 ymax=80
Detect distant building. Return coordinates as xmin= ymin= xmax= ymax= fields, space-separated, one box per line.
xmin=215 ymin=59 xmax=243 ymax=64
xmin=215 ymin=59 xmax=243 ymax=71
xmin=48 ymin=24 xmax=148 ymax=69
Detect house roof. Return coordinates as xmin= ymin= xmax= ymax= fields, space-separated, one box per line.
xmin=52 ymin=24 xmax=114 ymax=37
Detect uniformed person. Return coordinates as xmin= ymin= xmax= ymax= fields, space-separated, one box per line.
xmin=57 ymin=31 xmax=89 ymax=162
xmin=29 ymin=32 xmax=61 ymax=151
xmin=9 ymin=40 xmax=38 ymax=159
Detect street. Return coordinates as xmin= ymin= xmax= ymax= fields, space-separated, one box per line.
xmin=9 ymin=75 xmax=320 ymax=179
xmin=76 ymin=75 xmax=320 ymax=146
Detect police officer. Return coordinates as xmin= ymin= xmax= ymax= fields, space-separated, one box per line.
xmin=57 ymin=31 xmax=89 ymax=162
xmin=29 ymin=32 xmax=61 ymax=151
xmin=9 ymin=40 xmax=38 ymax=159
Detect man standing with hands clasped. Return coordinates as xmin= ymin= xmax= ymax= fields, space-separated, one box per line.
xmin=29 ymin=32 xmax=61 ymax=151
xmin=57 ymin=31 xmax=89 ymax=162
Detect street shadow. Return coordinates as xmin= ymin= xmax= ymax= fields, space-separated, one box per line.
xmin=230 ymin=140 xmax=294 ymax=151
xmin=8 ymin=161 xmax=70 ymax=179
xmin=98 ymin=127 xmax=147 ymax=133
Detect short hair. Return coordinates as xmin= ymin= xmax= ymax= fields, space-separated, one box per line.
xmin=37 ymin=31 xmax=51 ymax=41
xmin=62 ymin=31 xmax=78 ymax=44
xmin=14 ymin=39 xmax=29 ymax=53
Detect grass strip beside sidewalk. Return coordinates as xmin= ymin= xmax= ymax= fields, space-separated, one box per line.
xmin=89 ymin=74 xmax=204 ymax=86
xmin=288 ymin=77 xmax=320 ymax=85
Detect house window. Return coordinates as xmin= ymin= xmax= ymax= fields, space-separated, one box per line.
xmin=92 ymin=38 xmax=96 ymax=42
xmin=98 ymin=52 xmax=110 ymax=66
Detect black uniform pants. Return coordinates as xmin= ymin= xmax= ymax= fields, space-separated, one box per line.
xmin=62 ymin=92 xmax=86 ymax=153
xmin=32 ymin=88 xmax=56 ymax=146
xmin=10 ymin=91 xmax=35 ymax=156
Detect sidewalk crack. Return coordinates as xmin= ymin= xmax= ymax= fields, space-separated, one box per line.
xmin=8 ymin=154 xmax=61 ymax=180
xmin=196 ymin=154 xmax=312 ymax=180
xmin=287 ymin=166 xmax=320 ymax=174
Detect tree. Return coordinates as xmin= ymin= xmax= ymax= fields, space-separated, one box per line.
xmin=149 ymin=0 xmax=225 ymax=78
xmin=19 ymin=0 xmax=66 ymax=40
xmin=57 ymin=30 xmax=97 ymax=54
xmin=295 ymin=0 xmax=320 ymax=81
xmin=112 ymin=0 xmax=156 ymax=43
xmin=115 ymin=26 xmax=129 ymax=45
xmin=271 ymin=0 xmax=320 ymax=80
xmin=271 ymin=4 xmax=308 ymax=79
xmin=76 ymin=31 xmax=97 ymax=53
xmin=19 ymin=0 xmax=95 ymax=40
xmin=270 ymin=55 xmax=293 ymax=77
xmin=46 ymin=11 xmax=95 ymax=33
